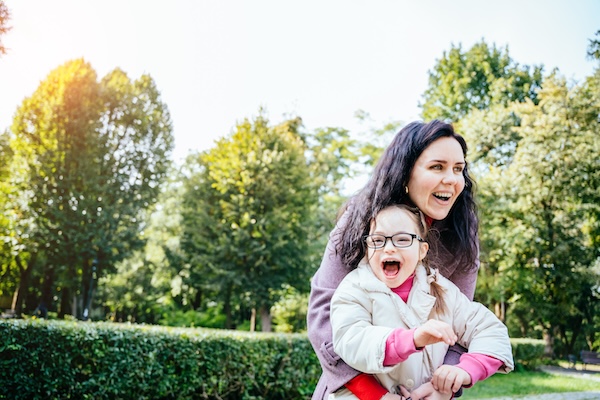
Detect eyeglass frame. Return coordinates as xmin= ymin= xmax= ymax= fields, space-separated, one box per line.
xmin=364 ymin=232 xmax=425 ymax=249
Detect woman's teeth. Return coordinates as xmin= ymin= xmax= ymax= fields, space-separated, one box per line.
xmin=433 ymin=192 xmax=451 ymax=201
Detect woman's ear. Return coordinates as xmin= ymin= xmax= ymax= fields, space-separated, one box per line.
xmin=419 ymin=242 xmax=429 ymax=261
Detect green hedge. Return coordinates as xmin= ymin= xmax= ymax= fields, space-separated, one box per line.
xmin=510 ymin=338 xmax=546 ymax=371
xmin=0 ymin=320 xmax=547 ymax=399
xmin=0 ymin=319 xmax=320 ymax=400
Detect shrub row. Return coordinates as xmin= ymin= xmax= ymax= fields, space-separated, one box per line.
xmin=510 ymin=337 xmax=546 ymax=371
xmin=0 ymin=319 xmax=320 ymax=399
xmin=0 ymin=320 xmax=546 ymax=399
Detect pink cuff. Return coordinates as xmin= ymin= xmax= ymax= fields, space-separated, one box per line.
xmin=456 ymin=353 xmax=504 ymax=387
xmin=384 ymin=327 xmax=420 ymax=366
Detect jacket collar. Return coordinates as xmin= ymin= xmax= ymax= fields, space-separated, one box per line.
xmin=356 ymin=262 xmax=437 ymax=325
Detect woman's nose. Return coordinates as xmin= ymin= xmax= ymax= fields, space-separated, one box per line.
xmin=442 ymin=171 xmax=458 ymax=185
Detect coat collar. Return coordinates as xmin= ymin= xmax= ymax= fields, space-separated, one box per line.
xmin=356 ymin=262 xmax=437 ymax=325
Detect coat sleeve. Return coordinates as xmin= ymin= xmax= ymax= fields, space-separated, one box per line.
xmin=330 ymin=278 xmax=396 ymax=374
xmin=448 ymin=283 xmax=515 ymax=373
xmin=442 ymin=230 xmax=480 ymax=369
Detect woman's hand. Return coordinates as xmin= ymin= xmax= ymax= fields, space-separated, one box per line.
xmin=408 ymin=381 xmax=453 ymax=400
xmin=380 ymin=394 xmax=403 ymax=400
xmin=380 ymin=385 xmax=412 ymax=400
xmin=413 ymin=320 xmax=457 ymax=348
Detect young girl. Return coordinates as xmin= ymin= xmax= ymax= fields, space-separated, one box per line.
xmin=329 ymin=204 xmax=513 ymax=400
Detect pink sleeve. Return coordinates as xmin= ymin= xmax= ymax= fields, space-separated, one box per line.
xmin=456 ymin=353 xmax=504 ymax=387
xmin=384 ymin=327 xmax=420 ymax=366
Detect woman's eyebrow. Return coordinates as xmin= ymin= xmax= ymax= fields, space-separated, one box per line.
xmin=427 ymin=159 xmax=466 ymax=164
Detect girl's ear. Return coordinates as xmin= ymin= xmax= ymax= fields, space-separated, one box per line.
xmin=419 ymin=242 xmax=429 ymax=261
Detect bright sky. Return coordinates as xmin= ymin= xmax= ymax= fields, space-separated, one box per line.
xmin=1 ymin=0 xmax=598 ymax=163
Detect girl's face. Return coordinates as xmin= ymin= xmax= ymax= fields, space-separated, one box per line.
xmin=367 ymin=207 xmax=429 ymax=289
xmin=407 ymin=136 xmax=466 ymax=221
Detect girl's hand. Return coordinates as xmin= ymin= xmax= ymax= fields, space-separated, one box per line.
xmin=431 ymin=365 xmax=471 ymax=394
xmin=413 ymin=320 xmax=457 ymax=348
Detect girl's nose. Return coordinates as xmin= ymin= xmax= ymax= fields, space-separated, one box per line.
xmin=384 ymin=238 xmax=396 ymax=252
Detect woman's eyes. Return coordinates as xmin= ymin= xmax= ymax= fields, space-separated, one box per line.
xmin=430 ymin=164 xmax=464 ymax=173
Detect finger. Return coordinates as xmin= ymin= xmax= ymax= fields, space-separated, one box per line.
xmin=452 ymin=378 xmax=463 ymax=394
xmin=409 ymin=385 xmax=429 ymax=400
xmin=399 ymin=386 xmax=411 ymax=397
xmin=435 ymin=370 xmax=452 ymax=394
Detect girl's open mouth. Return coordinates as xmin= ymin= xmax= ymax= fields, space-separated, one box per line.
xmin=383 ymin=260 xmax=400 ymax=277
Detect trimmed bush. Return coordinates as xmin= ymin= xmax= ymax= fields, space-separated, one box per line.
xmin=510 ymin=338 xmax=546 ymax=371
xmin=0 ymin=319 xmax=547 ymax=399
xmin=0 ymin=319 xmax=320 ymax=399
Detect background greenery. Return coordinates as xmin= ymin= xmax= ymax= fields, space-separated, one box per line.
xmin=0 ymin=0 xmax=598 ymax=373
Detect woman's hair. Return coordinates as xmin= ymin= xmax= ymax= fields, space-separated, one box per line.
xmin=336 ymin=120 xmax=478 ymax=278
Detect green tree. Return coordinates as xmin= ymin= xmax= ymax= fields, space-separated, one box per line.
xmin=463 ymin=72 xmax=600 ymax=355
xmin=587 ymin=30 xmax=600 ymax=61
xmin=180 ymin=114 xmax=317 ymax=331
xmin=97 ymin=168 xmax=186 ymax=324
xmin=0 ymin=0 xmax=10 ymax=56
xmin=8 ymin=59 xmax=173 ymax=318
xmin=421 ymin=40 xmax=543 ymax=122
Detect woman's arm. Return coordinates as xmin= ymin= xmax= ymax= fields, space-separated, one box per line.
xmin=307 ymin=235 xmax=360 ymax=394
xmin=308 ymin=209 xmax=390 ymax=399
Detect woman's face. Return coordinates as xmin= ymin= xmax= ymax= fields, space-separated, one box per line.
xmin=407 ymin=137 xmax=466 ymax=221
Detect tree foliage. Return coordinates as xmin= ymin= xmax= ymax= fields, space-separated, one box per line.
xmin=423 ymin=35 xmax=600 ymax=355
xmin=179 ymin=114 xmax=318 ymax=331
xmin=0 ymin=0 xmax=10 ymax=56
xmin=421 ymin=40 xmax=543 ymax=122
xmin=461 ymin=71 xmax=600 ymax=355
xmin=6 ymin=59 xmax=173 ymax=317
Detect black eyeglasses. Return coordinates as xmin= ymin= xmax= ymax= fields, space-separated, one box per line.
xmin=364 ymin=233 xmax=424 ymax=249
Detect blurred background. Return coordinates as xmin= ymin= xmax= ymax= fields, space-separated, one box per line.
xmin=0 ymin=0 xmax=598 ymax=361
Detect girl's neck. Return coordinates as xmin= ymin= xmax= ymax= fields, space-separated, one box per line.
xmin=391 ymin=274 xmax=415 ymax=303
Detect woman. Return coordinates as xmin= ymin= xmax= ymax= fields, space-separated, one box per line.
xmin=308 ymin=120 xmax=479 ymax=400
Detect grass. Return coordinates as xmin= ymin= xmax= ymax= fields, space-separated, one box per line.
xmin=461 ymin=369 xmax=600 ymax=399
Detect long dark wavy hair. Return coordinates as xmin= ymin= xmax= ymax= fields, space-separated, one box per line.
xmin=336 ymin=120 xmax=478 ymax=276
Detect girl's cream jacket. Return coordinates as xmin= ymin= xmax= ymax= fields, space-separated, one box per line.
xmin=330 ymin=263 xmax=514 ymax=399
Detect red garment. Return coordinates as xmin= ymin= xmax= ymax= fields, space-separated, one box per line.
xmin=345 ymin=374 xmax=388 ymax=400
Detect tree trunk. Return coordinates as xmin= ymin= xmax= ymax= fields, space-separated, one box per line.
xmin=224 ymin=284 xmax=233 ymax=329
xmin=58 ymin=286 xmax=70 ymax=318
xmin=260 ymin=305 xmax=272 ymax=332
xmin=37 ymin=265 xmax=55 ymax=318
xmin=543 ymin=330 xmax=554 ymax=358
xmin=250 ymin=308 xmax=256 ymax=332
xmin=13 ymin=254 xmax=35 ymax=317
